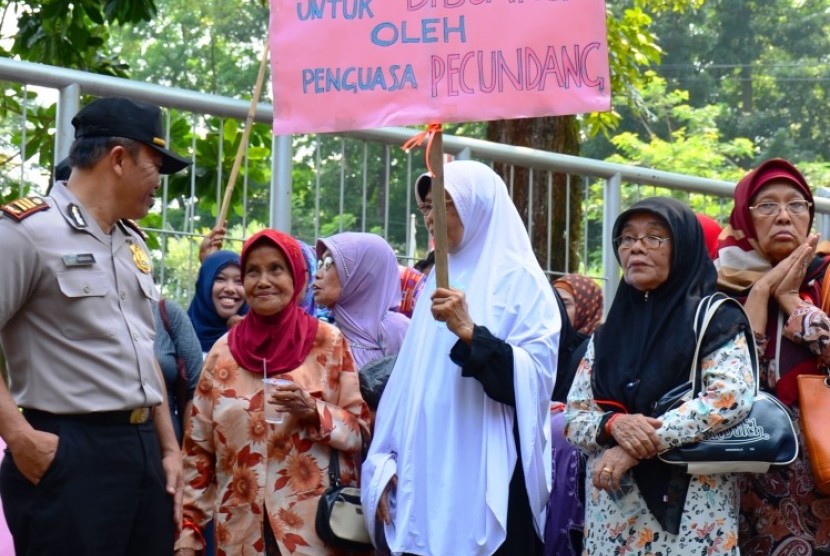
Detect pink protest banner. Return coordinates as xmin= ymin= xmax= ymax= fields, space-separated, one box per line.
xmin=270 ymin=0 xmax=610 ymax=135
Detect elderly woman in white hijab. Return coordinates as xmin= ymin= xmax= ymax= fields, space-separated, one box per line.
xmin=361 ymin=160 xmax=560 ymax=556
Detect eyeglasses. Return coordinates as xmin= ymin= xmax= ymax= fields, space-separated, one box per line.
xmin=316 ymin=256 xmax=334 ymax=272
xmin=749 ymin=200 xmax=812 ymax=217
xmin=614 ymin=235 xmax=672 ymax=250
xmin=417 ymin=199 xmax=453 ymax=216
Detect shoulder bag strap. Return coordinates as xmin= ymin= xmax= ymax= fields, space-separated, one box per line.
xmin=328 ymin=449 xmax=341 ymax=488
xmin=158 ymin=299 xmax=190 ymax=421
xmin=689 ymin=293 xmax=759 ymax=397
xmin=821 ymin=258 xmax=830 ymax=316
xmin=158 ymin=298 xmax=174 ymax=340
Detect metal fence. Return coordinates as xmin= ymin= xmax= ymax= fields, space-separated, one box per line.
xmin=3 ymin=57 xmax=830 ymax=310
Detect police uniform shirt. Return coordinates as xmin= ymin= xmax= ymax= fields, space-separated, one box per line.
xmin=0 ymin=182 xmax=164 ymax=413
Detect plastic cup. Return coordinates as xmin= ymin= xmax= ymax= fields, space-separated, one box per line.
xmin=263 ymin=377 xmax=293 ymax=424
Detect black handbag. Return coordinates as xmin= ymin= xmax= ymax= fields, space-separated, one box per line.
xmin=315 ymin=449 xmax=373 ymax=551
xmin=655 ymin=293 xmax=798 ymax=474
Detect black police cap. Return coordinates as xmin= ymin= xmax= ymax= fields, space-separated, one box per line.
xmin=72 ymin=97 xmax=191 ymax=175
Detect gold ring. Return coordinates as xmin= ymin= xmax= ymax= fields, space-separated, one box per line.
xmin=602 ymin=467 xmax=612 ymax=474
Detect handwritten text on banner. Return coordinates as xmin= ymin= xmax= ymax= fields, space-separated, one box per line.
xmin=270 ymin=0 xmax=610 ymax=134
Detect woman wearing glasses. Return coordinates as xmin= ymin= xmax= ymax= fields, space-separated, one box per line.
xmin=313 ymin=232 xmax=411 ymax=370
xmin=716 ymin=158 xmax=830 ymax=555
xmin=565 ymin=197 xmax=755 ymax=555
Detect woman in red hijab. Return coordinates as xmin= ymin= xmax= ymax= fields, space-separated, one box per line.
xmin=716 ymin=158 xmax=830 ymax=555
xmin=175 ymin=229 xmax=370 ymax=556
xmin=695 ymin=212 xmax=723 ymax=260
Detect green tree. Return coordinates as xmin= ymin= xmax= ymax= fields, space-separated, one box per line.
xmin=632 ymin=0 xmax=830 ymax=164
xmin=111 ymin=0 xmax=268 ymax=98
xmin=488 ymin=0 xmax=703 ymax=272
xmin=0 ymin=0 xmax=161 ymax=196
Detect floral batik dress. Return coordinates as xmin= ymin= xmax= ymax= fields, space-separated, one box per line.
xmin=565 ymin=333 xmax=754 ymax=556
xmin=176 ymin=323 xmax=371 ymax=556
xmin=739 ymin=301 xmax=830 ymax=556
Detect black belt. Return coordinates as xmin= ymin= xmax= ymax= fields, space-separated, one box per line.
xmin=22 ymin=407 xmax=154 ymax=425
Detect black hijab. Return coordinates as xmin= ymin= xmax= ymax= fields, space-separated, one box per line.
xmin=592 ymin=197 xmax=748 ymax=533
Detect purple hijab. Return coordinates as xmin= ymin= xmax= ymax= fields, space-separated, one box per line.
xmin=316 ymin=232 xmax=410 ymax=370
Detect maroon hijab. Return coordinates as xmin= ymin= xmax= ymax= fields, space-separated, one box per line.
xmin=716 ymin=159 xmax=823 ymax=406
xmin=716 ymin=159 xmax=814 ymax=293
xmin=729 ymin=158 xmax=814 ymax=243
xmin=228 ymin=229 xmax=319 ymax=375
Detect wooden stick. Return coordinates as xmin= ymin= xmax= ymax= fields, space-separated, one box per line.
xmin=217 ymin=42 xmax=270 ymax=227
xmin=427 ymin=127 xmax=449 ymax=289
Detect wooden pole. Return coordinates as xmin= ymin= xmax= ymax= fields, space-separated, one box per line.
xmin=427 ymin=127 xmax=449 ymax=289
xmin=217 ymin=42 xmax=270 ymax=227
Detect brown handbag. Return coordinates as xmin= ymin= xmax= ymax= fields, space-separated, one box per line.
xmin=798 ymin=260 xmax=830 ymax=494
xmin=797 ymin=373 xmax=830 ymax=494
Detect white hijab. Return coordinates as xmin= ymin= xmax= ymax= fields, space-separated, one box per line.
xmin=361 ymin=160 xmax=560 ymax=556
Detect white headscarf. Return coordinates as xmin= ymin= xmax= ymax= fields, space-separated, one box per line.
xmin=361 ymin=160 xmax=560 ymax=556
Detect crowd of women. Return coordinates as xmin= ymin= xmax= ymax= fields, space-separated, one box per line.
xmin=168 ymin=157 xmax=830 ymax=555
xmin=3 ymin=156 xmax=819 ymax=555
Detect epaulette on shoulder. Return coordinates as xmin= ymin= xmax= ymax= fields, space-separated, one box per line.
xmin=119 ymin=218 xmax=148 ymax=241
xmin=0 ymin=196 xmax=50 ymax=221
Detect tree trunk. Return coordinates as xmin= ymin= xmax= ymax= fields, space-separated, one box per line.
xmin=486 ymin=116 xmax=581 ymax=276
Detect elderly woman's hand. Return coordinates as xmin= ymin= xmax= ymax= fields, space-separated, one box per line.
xmin=773 ymin=233 xmax=819 ymax=314
xmin=608 ymin=413 xmax=662 ymax=460
xmin=268 ymin=382 xmax=319 ymax=423
xmin=431 ymin=287 xmax=475 ymax=344
xmin=755 ymin=233 xmax=818 ymax=297
xmin=377 ymin=474 xmax=398 ymax=524
xmin=592 ymin=446 xmax=639 ymax=493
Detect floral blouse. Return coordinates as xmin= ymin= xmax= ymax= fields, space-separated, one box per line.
xmin=756 ymin=299 xmax=830 ymax=389
xmin=175 ymin=322 xmax=371 ymax=556
xmin=564 ymin=333 xmax=754 ymax=555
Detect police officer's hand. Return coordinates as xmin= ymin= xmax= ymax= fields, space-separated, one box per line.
xmin=199 ymin=224 xmax=227 ymax=262
xmin=11 ymin=428 xmax=59 ymax=485
xmin=161 ymin=448 xmax=183 ymax=530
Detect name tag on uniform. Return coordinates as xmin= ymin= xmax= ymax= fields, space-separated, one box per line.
xmin=62 ymin=253 xmax=96 ymax=267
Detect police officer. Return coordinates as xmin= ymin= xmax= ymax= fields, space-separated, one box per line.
xmin=0 ymin=96 xmax=192 ymax=555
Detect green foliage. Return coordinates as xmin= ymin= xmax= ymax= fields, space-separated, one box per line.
xmin=639 ymin=0 xmax=830 ymax=164
xmin=111 ymin=0 xmax=268 ymax=98
xmin=583 ymin=0 xmax=703 ymax=137
xmin=0 ymin=85 xmax=57 ymax=202
xmin=6 ymin=0 xmax=155 ymax=74
xmin=605 ymin=73 xmax=754 ymax=180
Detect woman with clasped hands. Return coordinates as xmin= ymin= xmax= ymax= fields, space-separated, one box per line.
xmin=716 ymin=159 xmax=830 ymax=555
xmin=175 ymin=229 xmax=370 ymax=555
xmin=565 ymin=197 xmax=755 ymax=555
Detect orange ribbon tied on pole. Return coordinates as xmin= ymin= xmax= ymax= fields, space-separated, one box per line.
xmin=403 ymin=123 xmax=449 ymax=289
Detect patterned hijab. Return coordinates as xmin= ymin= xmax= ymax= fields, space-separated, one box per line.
xmin=552 ymin=274 xmax=603 ymax=335
xmin=316 ymin=232 xmax=410 ymax=370
xmin=228 ymin=230 xmax=319 ymax=375
xmin=187 ymin=250 xmax=248 ymax=353
xmin=716 ymin=158 xmax=814 ymax=292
